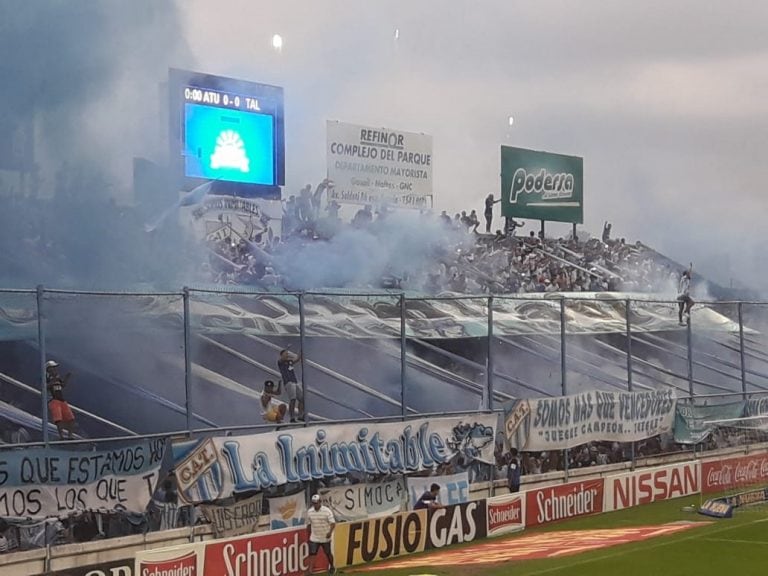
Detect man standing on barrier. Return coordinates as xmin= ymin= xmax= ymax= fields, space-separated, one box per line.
xmin=306 ymin=494 xmax=336 ymax=575
xmin=278 ymin=348 xmax=305 ymax=422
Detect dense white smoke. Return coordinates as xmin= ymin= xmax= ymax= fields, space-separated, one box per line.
xmin=0 ymin=0 xmax=193 ymax=289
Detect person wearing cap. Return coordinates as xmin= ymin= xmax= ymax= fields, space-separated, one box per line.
xmin=45 ymin=361 xmax=75 ymax=439
xmin=261 ymin=380 xmax=286 ymax=424
xmin=306 ymin=494 xmax=336 ymax=575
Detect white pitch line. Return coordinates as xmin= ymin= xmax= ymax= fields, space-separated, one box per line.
xmin=525 ymin=518 xmax=768 ymax=576
xmin=702 ymin=537 xmax=768 ymax=545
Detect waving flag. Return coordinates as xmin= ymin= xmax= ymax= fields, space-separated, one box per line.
xmin=145 ymin=179 xmax=216 ymax=233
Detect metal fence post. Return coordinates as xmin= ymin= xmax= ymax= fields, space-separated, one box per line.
xmin=37 ymin=285 xmax=49 ymax=445
xmin=560 ymin=297 xmax=569 ymax=480
xmin=487 ymin=295 xmax=494 ymax=411
xmin=183 ymin=288 xmax=193 ymax=435
xmin=626 ymin=298 xmax=635 ymax=469
xmin=738 ymin=302 xmax=747 ymax=399
xmin=299 ymin=293 xmax=308 ymax=426
xmin=400 ymin=294 xmax=407 ymax=419
xmin=686 ymin=311 xmax=694 ymax=398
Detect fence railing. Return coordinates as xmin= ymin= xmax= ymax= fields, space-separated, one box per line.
xmin=1 ymin=287 xmax=768 ymax=445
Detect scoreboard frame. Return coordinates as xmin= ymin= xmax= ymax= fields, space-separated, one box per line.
xmin=168 ymin=68 xmax=285 ymax=199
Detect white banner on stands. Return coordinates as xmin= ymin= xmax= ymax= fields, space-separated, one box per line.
xmin=505 ymin=389 xmax=676 ymax=451
xmin=0 ymin=438 xmax=167 ymax=518
xmin=173 ymin=414 xmax=497 ymax=503
xmin=318 ymin=477 xmax=407 ymax=521
xmin=268 ymin=492 xmax=307 ymax=530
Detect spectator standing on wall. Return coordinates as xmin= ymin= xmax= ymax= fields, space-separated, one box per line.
xmin=484 ymin=194 xmax=502 ymax=233
xmin=278 ymin=349 xmax=304 ymax=422
xmin=45 ymin=361 xmax=76 ymax=439
xmin=306 ymin=494 xmax=337 ymax=576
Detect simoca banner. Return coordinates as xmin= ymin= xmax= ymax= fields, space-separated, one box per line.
xmin=333 ymin=501 xmax=487 ymax=568
xmin=500 ymin=145 xmax=584 ymax=224
xmin=604 ymin=462 xmax=699 ymax=512
xmin=486 ymin=493 xmax=525 ymax=537
xmin=0 ymin=438 xmax=167 ymax=518
xmin=701 ymin=453 xmax=768 ymax=495
xmin=326 ymin=120 xmax=433 ymax=209
xmin=505 ymin=389 xmax=676 ymax=451
xmin=407 ymin=472 xmax=470 ymax=508
xmin=173 ymin=415 xmax=496 ymax=503
xmin=525 ymin=478 xmax=605 ymax=528
xmin=135 ymin=524 xmax=328 ymax=576
xmin=318 ymin=477 xmax=407 ymax=522
xmin=673 ymin=401 xmax=745 ymax=444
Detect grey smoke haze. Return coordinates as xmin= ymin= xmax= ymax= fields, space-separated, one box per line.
xmin=1 ymin=1 xmax=767 ymax=291
xmin=182 ymin=0 xmax=768 ymax=290
xmin=0 ymin=0 xmax=193 ymax=288
xmin=273 ymin=214 xmax=472 ymax=290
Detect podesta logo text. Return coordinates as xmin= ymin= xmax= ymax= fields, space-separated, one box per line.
xmin=509 ymin=168 xmax=575 ymax=204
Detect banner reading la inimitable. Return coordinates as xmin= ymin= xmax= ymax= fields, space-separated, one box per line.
xmin=173 ymin=414 xmax=496 ymax=503
xmin=500 ymin=145 xmax=583 ymax=224
xmin=0 ymin=438 xmax=167 ymax=518
xmin=326 ymin=120 xmax=433 ymax=209
xmin=504 ymin=389 xmax=676 ymax=451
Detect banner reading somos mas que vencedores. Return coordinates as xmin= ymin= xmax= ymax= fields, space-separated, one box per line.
xmin=500 ymin=146 xmax=583 ymax=224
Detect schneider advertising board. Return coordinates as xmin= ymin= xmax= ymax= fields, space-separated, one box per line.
xmin=500 ymin=145 xmax=583 ymax=224
xmin=326 ymin=120 xmax=433 ymax=209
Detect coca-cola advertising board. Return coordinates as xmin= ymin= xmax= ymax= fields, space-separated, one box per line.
xmin=135 ymin=525 xmax=328 ymax=576
xmin=702 ymin=453 xmax=768 ymax=495
xmin=486 ymin=493 xmax=525 ymax=536
xmin=525 ymin=478 xmax=604 ymax=528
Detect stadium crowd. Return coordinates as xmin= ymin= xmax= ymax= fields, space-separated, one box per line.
xmin=204 ymin=181 xmax=681 ymax=295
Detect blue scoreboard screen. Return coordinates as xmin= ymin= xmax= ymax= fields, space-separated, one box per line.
xmin=169 ymin=69 xmax=285 ymax=198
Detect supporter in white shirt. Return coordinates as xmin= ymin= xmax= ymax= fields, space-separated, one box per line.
xmin=306 ymin=494 xmax=336 ymax=575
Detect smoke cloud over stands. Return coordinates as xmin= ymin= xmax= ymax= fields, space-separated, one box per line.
xmin=0 ymin=0 xmax=192 ymax=288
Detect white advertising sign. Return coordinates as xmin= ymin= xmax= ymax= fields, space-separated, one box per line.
xmin=326 ymin=120 xmax=433 ymax=209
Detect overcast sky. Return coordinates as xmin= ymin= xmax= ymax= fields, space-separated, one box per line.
xmin=2 ymin=1 xmax=766 ymax=289
xmin=179 ymin=0 xmax=768 ymax=288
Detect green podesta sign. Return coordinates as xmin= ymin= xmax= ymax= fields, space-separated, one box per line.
xmin=500 ymin=146 xmax=584 ymax=224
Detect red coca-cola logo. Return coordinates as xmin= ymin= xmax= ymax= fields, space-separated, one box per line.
xmin=139 ymin=552 xmax=197 ymax=576
xmin=703 ymin=455 xmax=768 ymax=494
xmin=705 ymin=464 xmax=733 ymax=488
